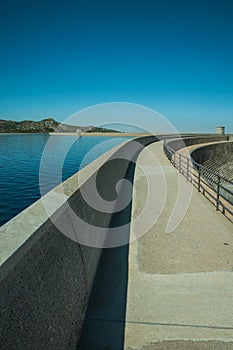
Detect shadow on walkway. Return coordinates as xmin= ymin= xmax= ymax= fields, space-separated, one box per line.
xmin=77 ymin=243 xmax=129 ymax=350
xmin=77 ymin=136 xmax=163 ymax=350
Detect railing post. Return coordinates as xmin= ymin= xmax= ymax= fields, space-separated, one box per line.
xmin=179 ymin=153 xmax=181 ymax=172
xmin=174 ymin=151 xmax=176 ymax=167
xmin=186 ymin=158 xmax=189 ymax=180
xmin=216 ymin=175 xmax=220 ymax=211
xmin=198 ymin=167 xmax=201 ymax=192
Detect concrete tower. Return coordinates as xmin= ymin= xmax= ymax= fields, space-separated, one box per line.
xmin=216 ymin=126 xmax=225 ymax=135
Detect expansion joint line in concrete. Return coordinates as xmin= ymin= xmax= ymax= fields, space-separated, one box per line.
xmin=84 ymin=318 xmax=233 ymax=331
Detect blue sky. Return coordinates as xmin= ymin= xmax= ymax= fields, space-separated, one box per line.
xmin=0 ymin=0 xmax=232 ymax=133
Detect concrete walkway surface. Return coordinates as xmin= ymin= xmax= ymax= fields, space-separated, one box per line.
xmin=78 ymin=142 xmax=233 ymax=350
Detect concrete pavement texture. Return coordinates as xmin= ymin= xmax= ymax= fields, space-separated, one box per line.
xmin=78 ymin=141 xmax=233 ymax=350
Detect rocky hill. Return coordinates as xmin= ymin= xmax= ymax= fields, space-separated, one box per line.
xmin=0 ymin=118 xmax=119 ymax=133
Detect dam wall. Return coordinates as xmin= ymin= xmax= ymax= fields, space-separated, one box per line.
xmin=191 ymin=141 xmax=233 ymax=166
xmin=191 ymin=141 xmax=233 ymax=205
xmin=0 ymin=135 xmax=160 ymax=349
xmin=1 ymin=133 xmax=229 ymax=349
xmin=165 ymin=135 xmax=229 ymax=152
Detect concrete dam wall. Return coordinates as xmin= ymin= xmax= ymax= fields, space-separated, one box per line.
xmin=191 ymin=141 xmax=233 ymax=171
xmin=0 ymin=135 xmax=161 ymax=350
xmin=163 ymin=135 xmax=233 ymax=218
xmin=191 ymin=141 xmax=233 ymax=205
xmin=1 ymin=134 xmax=231 ymax=349
xmin=164 ymin=135 xmax=229 ymax=152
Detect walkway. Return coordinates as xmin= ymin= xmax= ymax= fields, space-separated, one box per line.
xmin=78 ymin=141 xmax=233 ymax=350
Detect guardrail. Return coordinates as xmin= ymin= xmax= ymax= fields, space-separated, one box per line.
xmin=163 ymin=141 xmax=233 ymax=222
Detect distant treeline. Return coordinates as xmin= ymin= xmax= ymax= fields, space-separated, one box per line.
xmin=0 ymin=118 xmax=119 ymax=133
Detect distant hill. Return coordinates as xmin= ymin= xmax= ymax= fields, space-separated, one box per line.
xmin=0 ymin=118 xmax=119 ymax=134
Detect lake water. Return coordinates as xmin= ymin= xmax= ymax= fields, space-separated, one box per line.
xmin=0 ymin=134 xmax=131 ymax=227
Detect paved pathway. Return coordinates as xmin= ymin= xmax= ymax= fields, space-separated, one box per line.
xmin=78 ymin=141 xmax=233 ymax=350
xmin=124 ymin=141 xmax=233 ymax=349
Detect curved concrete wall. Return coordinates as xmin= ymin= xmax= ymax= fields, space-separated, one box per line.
xmin=191 ymin=141 xmax=233 ymax=165
xmin=191 ymin=141 xmax=233 ymax=205
xmin=165 ymin=135 xmax=229 ymax=152
xmin=0 ymin=135 xmax=161 ymax=350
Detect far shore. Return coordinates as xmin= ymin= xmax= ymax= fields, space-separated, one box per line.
xmin=0 ymin=132 xmax=151 ymax=137
xmin=2 ymin=132 xmax=231 ymax=137
xmin=49 ymin=132 xmax=151 ymax=137
xmin=0 ymin=133 xmax=49 ymax=136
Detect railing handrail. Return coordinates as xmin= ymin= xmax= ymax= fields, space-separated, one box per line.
xmin=163 ymin=142 xmax=233 ymax=186
xmin=163 ymin=141 xmax=233 ymax=220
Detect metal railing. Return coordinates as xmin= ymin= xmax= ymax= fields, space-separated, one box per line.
xmin=163 ymin=141 xmax=233 ymax=222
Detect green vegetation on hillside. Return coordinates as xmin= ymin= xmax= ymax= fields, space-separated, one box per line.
xmin=0 ymin=118 xmax=120 ymax=134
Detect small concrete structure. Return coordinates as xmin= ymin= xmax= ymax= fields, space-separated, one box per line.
xmin=216 ymin=126 xmax=225 ymax=135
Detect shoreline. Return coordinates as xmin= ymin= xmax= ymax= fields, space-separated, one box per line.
xmin=49 ymin=132 xmax=150 ymax=137
xmin=0 ymin=133 xmax=50 ymax=136
xmin=1 ymin=132 xmax=231 ymax=137
xmin=0 ymin=132 xmax=150 ymax=137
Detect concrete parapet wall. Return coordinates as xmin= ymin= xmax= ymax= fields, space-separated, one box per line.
xmin=191 ymin=141 xmax=233 ymax=165
xmin=1 ymin=218 xmax=100 ymax=349
xmin=191 ymin=141 xmax=233 ymax=206
xmin=165 ymin=135 xmax=229 ymax=152
xmin=0 ymin=148 xmax=119 ymax=349
xmin=0 ymin=136 xmax=160 ymax=349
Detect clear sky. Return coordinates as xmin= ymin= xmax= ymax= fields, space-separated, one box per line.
xmin=0 ymin=0 xmax=232 ymax=133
